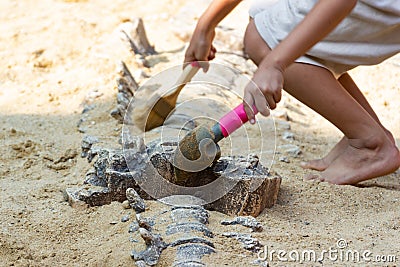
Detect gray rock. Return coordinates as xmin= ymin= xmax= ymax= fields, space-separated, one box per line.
xmin=222 ymin=232 xmax=263 ymax=252
xmin=63 ymin=186 xmax=110 ymax=207
xmin=134 ymin=260 xmax=147 ymax=267
xmin=69 ymin=136 xmax=281 ymax=217
xmin=81 ymin=135 xmax=99 ymax=159
xmin=252 ymin=259 xmax=269 ymax=266
xmin=66 ymin=139 xmax=152 ymax=208
xmin=278 ymin=144 xmax=302 ymax=157
xmin=169 ymin=237 xmax=215 ymax=248
xmin=136 ymin=214 xmax=155 ymax=230
xmin=129 ymin=221 xmax=140 ymax=233
xmin=129 ymin=203 xmax=214 ymax=266
xmin=175 ymin=243 xmax=216 ymax=262
xmin=122 ymin=214 xmax=130 ymax=222
xmin=282 ymin=131 xmax=295 ymax=140
xmin=279 ymin=156 xmax=290 ymax=163
xmin=170 ymin=206 xmax=209 ymax=224
xmin=275 ymin=120 xmax=291 ymax=130
xmin=130 ymin=228 xmax=166 ymax=266
xmin=173 ymin=261 xmax=205 ymax=267
xmin=127 ymin=188 xmax=146 ymax=213
xmin=123 ymin=134 xmax=146 ymax=152
xmin=221 ymin=216 xmax=263 ymax=232
xmin=166 ymin=222 xmax=214 ymax=238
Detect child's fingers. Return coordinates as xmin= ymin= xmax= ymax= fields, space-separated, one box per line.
xmin=254 ymin=93 xmax=270 ymax=117
xmin=208 ymin=50 xmax=216 ymax=60
xmin=198 ymin=61 xmax=210 ymax=72
xmin=249 ymin=83 xmax=269 ymax=116
xmin=244 ymin=82 xmax=271 ymax=122
xmin=183 ymin=52 xmax=197 ymax=69
xmin=273 ymin=90 xmax=282 ymax=104
xmin=243 ymin=88 xmax=256 ymax=124
xmin=264 ymin=94 xmax=276 ymax=110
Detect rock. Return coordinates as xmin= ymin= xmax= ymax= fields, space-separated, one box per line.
xmin=169 ymin=237 xmax=215 ymax=249
xmin=136 ymin=214 xmax=155 ymax=230
xmin=68 ymin=137 xmax=281 ymax=217
xmin=63 ymin=188 xmax=89 ymax=209
xmin=252 ymin=259 xmax=269 ymax=267
xmin=134 ymin=260 xmax=147 ymax=267
xmin=81 ymin=104 xmax=94 ymax=114
xmin=129 ymin=204 xmax=214 ymax=266
xmin=122 ymin=214 xmax=130 ymax=222
xmin=279 ymin=156 xmax=290 ymax=163
xmin=129 ymin=221 xmax=140 ymax=233
xmin=166 ymin=222 xmax=214 ymax=238
xmin=282 ymin=131 xmax=294 ymax=140
xmin=222 ymin=232 xmax=263 ymax=252
xmin=278 ymin=144 xmax=302 ymax=158
xmin=204 ymin=168 xmax=281 ymax=217
xmin=175 ymin=243 xmax=216 ymax=264
xmin=150 ymin=147 xmax=281 ymax=217
xmin=173 ymin=261 xmax=205 ymax=267
xmin=63 ymin=186 xmax=111 ymax=207
xmin=122 ymin=200 xmax=131 ymax=209
xmin=85 ymin=89 xmax=103 ymax=102
xmin=131 ymin=228 xmax=166 ymax=266
xmin=65 ymin=139 xmax=152 ymax=208
xmin=149 ymin=152 xmax=175 ymax=183
xmin=170 ymin=206 xmax=209 ymax=225
xmin=275 ymin=120 xmax=291 ymax=130
xmin=220 ymin=216 xmax=263 ymax=232
xmin=122 ymin=133 xmax=146 ymax=152
xmin=81 ymin=135 xmax=99 ymax=159
xmin=127 ymin=188 xmax=146 ymax=213
xmin=272 ymin=109 xmax=290 ymax=121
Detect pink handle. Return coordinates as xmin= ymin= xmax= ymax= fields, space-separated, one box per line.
xmin=219 ymin=103 xmax=258 ymax=137
xmin=190 ymin=61 xmax=201 ymax=68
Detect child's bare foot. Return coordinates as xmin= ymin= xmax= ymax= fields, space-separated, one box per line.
xmin=301 ymin=129 xmax=397 ymax=171
xmin=300 ymin=137 xmax=347 ymax=171
xmin=305 ymin=136 xmax=400 ymax=185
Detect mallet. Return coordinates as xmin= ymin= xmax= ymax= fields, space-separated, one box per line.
xmin=174 ymin=103 xmax=259 ymax=184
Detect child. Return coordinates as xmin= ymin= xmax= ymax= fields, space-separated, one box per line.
xmin=184 ymin=0 xmax=400 ymax=185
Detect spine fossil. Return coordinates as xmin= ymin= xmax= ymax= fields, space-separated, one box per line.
xmin=130 ymin=204 xmax=215 ymax=267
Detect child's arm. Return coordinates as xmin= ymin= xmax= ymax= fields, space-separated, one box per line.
xmin=184 ymin=0 xmax=242 ymax=66
xmin=244 ymin=0 xmax=357 ymax=120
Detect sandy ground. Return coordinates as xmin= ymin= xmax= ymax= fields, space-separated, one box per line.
xmin=1 ymin=0 xmax=399 ymax=266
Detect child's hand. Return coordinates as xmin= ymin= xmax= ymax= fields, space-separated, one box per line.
xmin=183 ymin=0 xmax=242 ymax=70
xmin=184 ymin=27 xmax=217 ymax=71
xmin=243 ymin=60 xmax=284 ymax=123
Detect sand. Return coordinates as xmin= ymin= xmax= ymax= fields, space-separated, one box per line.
xmin=1 ymin=0 xmax=399 ymax=266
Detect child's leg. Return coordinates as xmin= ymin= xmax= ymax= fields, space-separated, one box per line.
xmin=301 ymin=73 xmax=396 ymax=171
xmin=284 ymin=63 xmax=399 ymax=184
xmin=244 ymin=20 xmax=400 ymax=184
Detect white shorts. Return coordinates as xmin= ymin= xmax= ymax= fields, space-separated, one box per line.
xmin=250 ymin=0 xmax=400 ymax=78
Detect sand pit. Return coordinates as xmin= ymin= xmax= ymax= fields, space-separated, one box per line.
xmin=1 ymin=0 xmax=399 ymax=266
